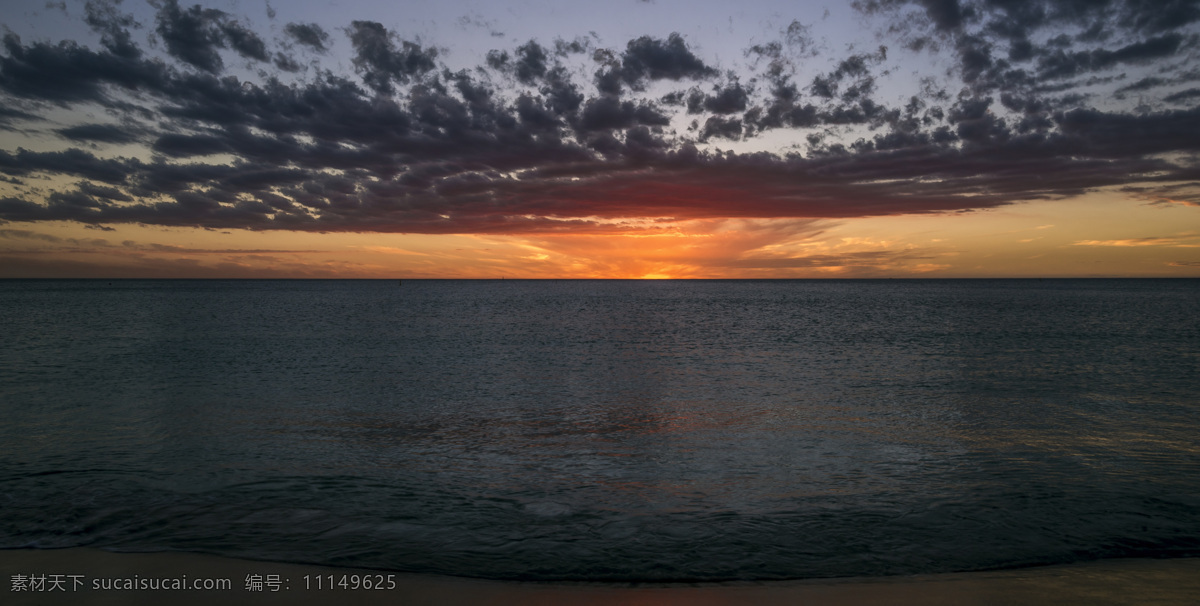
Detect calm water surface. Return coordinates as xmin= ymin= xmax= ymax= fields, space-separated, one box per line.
xmin=1 ymin=279 xmax=1198 ymax=580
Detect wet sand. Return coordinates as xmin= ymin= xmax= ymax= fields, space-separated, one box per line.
xmin=2 ymin=548 xmax=1198 ymax=605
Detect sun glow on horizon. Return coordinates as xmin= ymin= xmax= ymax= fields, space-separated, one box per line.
xmin=1 ymin=192 xmax=1198 ymax=279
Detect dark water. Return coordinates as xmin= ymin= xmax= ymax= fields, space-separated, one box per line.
xmin=1 ymin=279 xmax=1199 ymax=581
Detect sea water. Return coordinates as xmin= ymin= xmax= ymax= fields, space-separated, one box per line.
xmin=1 ymin=279 xmax=1198 ymax=581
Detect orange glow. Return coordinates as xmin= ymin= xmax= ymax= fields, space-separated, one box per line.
xmin=1 ymin=191 xmax=1198 ymax=278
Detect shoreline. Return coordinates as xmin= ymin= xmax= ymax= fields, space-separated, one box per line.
xmin=3 ymin=549 xmax=1198 ymax=605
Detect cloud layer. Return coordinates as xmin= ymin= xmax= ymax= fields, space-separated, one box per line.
xmin=0 ymin=0 xmax=1198 ymax=234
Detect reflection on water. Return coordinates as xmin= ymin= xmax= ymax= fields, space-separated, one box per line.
xmin=1 ymin=279 xmax=1199 ymax=580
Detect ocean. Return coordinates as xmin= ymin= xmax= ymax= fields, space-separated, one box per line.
xmin=1 ymin=279 xmax=1198 ymax=581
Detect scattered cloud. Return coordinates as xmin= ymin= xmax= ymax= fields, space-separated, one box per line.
xmin=0 ymin=0 xmax=1196 ymax=245
xmin=1073 ymin=235 xmax=1200 ymax=247
xmin=283 ymin=22 xmax=330 ymax=52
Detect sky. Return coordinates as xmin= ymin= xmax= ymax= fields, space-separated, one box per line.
xmin=0 ymin=0 xmax=1197 ymax=278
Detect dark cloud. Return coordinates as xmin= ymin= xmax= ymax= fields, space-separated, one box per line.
xmin=348 ymin=21 xmax=437 ymax=94
xmin=747 ymin=41 xmax=782 ymax=61
xmin=1113 ymin=64 xmax=1200 ymax=98
xmin=273 ymin=52 xmax=301 ymax=72
xmin=853 ymin=0 xmax=1199 ymax=104
xmin=700 ymin=116 xmax=742 ymax=141
xmin=0 ymin=34 xmax=172 ymax=103
xmin=78 ymin=181 xmax=133 ymax=202
xmin=0 ymin=106 xmax=43 ymax=127
xmin=485 ymin=49 xmax=509 ymax=71
xmin=553 ymin=37 xmax=591 ymax=57
xmin=84 ymin=0 xmax=141 ymax=59
xmin=620 ymin=33 xmax=716 ymax=88
xmin=698 ymin=83 xmax=750 ymax=114
xmin=594 ymin=64 xmax=623 ymax=96
xmin=0 ymin=148 xmax=135 ymax=183
xmin=862 ymin=0 xmax=1199 ymax=36
xmin=514 ymin=40 xmax=548 ymax=85
xmin=919 ymin=0 xmax=964 ymax=32
xmin=151 ymin=132 xmax=231 ymax=157
xmin=1055 ymin=106 xmax=1200 ymax=156
xmin=0 ymin=135 xmax=1188 ymax=232
xmin=284 ymin=22 xmax=329 ymax=52
xmin=1164 ymin=88 xmax=1200 ymax=104
xmin=784 ymin=20 xmax=819 ymax=56
xmin=56 ymin=123 xmax=141 ymax=144
xmin=542 ymin=68 xmax=585 ymax=115
xmin=0 ymin=2 xmax=1197 ymax=236
xmin=154 ymin=0 xmax=268 ymax=72
xmin=219 ymin=20 xmax=269 ymax=62
xmin=809 ymin=47 xmax=887 ymax=99
xmin=955 ymin=36 xmax=992 ymax=84
xmin=577 ymin=96 xmax=670 ymax=132
xmin=1115 ymin=76 xmax=1167 ymax=96
xmin=1037 ymin=33 xmax=1187 ymax=80
xmin=1120 ymin=0 xmax=1200 ymax=33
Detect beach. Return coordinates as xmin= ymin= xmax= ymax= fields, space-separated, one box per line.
xmin=3 ymin=549 xmax=1198 ymax=605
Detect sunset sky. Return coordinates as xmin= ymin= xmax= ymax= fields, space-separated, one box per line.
xmin=0 ymin=0 xmax=1198 ymax=278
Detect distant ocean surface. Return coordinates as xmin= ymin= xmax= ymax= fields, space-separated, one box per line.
xmin=2 ymin=279 xmax=1199 ymax=581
